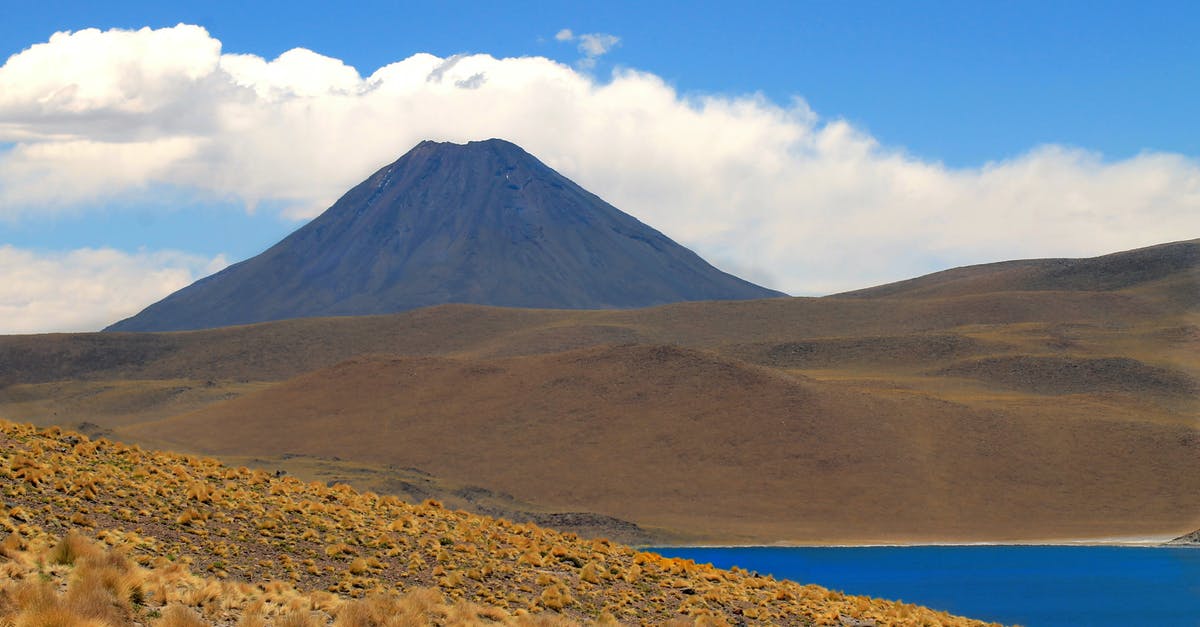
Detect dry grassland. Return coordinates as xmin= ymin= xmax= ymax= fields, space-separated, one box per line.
xmin=0 ymin=421 xmax=996 ymax=626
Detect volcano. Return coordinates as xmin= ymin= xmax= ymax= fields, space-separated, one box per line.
xmin=107 ymin=139 xmax=784 ymax=332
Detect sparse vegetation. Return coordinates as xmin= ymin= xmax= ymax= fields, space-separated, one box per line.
xmin=0 ymin=421 xmax=999 ymax=625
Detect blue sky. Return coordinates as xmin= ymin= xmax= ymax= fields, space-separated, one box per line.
xmin=6 ymin=1 xmax=1196 ymax=165
xmin=1 ymin=1 xmax=1198 ymax=332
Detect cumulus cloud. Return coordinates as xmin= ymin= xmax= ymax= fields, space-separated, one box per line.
xmin=0 ymin=246 xmax=227 ymax=333
xmin=0 ymin=24 xmax=1198 ymax=304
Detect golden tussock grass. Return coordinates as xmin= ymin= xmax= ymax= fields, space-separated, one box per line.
xmin=0 ymin=420 xmax=1005 ymax=626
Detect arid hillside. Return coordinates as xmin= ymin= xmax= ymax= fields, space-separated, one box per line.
xmin=123 ymin=343 xmax=1198 ymax=544
xmin=0 ymin=240 xmax=1196 ymax=544
xmin=0 ymin=421 xmax=994 ymax=626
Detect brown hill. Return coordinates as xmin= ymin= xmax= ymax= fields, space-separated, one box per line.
xmin=1 ymin=239 xmax=1197 ymax=544
xmin=836 ymin=238 xmax=1199 ymax=301
xmin=0 ymin=286 xmax=1173 ymax=386
xmin=124 ymin=344 xmax=1200 ymax=544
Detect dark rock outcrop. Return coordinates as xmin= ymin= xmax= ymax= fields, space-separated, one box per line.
xmin=1166 ymin=530 xmax=1200 ymax=546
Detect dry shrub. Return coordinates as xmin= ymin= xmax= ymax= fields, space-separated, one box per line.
xmin=7 ymin=581 xmax=110 ymax=627
xmin=437 ymin=571 xmax=464 ymax=589
xmin=9 ymin=581 xmax=58 ymax=618
xmin=332 ymin=599 xmax=373 ymax=627
xmin=347 ymin=557 xmax=369 ymax=575
xmin=334 ymin=588 xmax=454 ymax=626
xmin=176 ymin=509 xmax=203 ymax=526
xmin=69 ymin=512 xmax=97 ymax=528
xmin=0 ymin=533 xmax=25 ymax=559
xmin=62 ymin=571 xmax=128 ymax=625
xmin=538 ymin=585 xmax=574 ymax=611
xmin=49 ymin=531 xmax=100 ymax=566
xmin=580 ymin=561 xmax=606 ymax=584
xmin=186 ymin=482 xmax=213 ymax=503
xmin=183 ymin=580 xmax=224 ymax=608
xmin=0 ymin=561 xmax=25 ymax=579
xmin=517 ymin=551 xmax=543 ymax=567
xmin=153 ymin=604 xmax=207 ymax=627
xmin=325 ymin=542 xmax=355 ymax=558
xmin=307 ymin=590 xmax=341 ymax=613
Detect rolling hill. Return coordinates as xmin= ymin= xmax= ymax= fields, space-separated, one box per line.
xmin=123 ymin=344 xmax=1199 ymax=544
xmin=836 ymin=238 xmax=1199 ymax=300
xmin=1 ymin=239 xmax=1197 ymax=544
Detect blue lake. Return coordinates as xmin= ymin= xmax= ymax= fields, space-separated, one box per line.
xmin=648 ymin=545 xmax=1200 ymax=626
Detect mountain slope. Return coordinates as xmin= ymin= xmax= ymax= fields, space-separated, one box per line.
xmin=107 ymin=139 xmax=783 ymax=332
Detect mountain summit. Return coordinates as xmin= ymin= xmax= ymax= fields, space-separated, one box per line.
xmin=107 ymin=139 xmax=784 ymax=332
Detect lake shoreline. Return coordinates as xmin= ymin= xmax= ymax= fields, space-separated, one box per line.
xmin=640 ymin=535 xmax=1186 ymax=549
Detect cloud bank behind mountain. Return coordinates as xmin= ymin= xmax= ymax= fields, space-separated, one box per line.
xmin=1 ymin=24 xmax=1198 ymax=332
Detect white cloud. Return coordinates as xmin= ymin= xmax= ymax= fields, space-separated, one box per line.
xmin=553 ymin=28 xmax=619 ymax=68
xmin=577 ymin=33 xmax=620 ymax=58
xmin=0 ymin=24 xmax=1198 ymax=304
xmin=0 ymin=137 xmax=200 ymax=210
xmin=0 ymin=25 xmax=220 ymax=116
xmin=0 ymin=246 xmax=227 ymax=334
xmin=221 ymin=48 xmax=362 ymax=100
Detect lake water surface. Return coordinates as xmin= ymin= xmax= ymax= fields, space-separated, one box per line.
xmin=648 ymin=545 xmax=1200 ymax=626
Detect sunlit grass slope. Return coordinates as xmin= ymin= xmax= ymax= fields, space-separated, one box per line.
xmin=0 ymin=421 xmax=998 ymax=626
